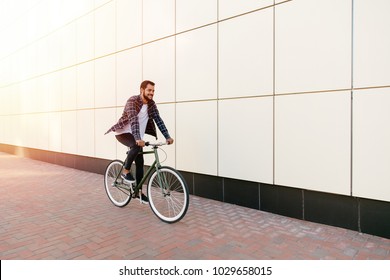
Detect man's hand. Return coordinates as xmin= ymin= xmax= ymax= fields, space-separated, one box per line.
xmin=166 ymin=138 xmax=174 ymax=145
xmin=136 ymin=140 xmax=145 ymax=147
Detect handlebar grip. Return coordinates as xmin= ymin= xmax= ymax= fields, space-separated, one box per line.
xmin=145 ymin=141 xmax=150 ymax=146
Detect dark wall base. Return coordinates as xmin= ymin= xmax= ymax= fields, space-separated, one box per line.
xmin=1 ymin=143 xmax=389 ymax=239
xmin=0 ymin=144 xmax=111 ymax=175
xmin=181 ymin=172 xmax=390 ymax=239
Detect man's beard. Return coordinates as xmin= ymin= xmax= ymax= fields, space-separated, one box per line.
xmin=143 ymin=91 xmax=152 ymax=102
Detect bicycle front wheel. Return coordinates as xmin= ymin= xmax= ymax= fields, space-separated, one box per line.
xmin=104 ymin=160 xmax=131 ymax=207
xmin=147 ymin=167 xmax=189 ymax=223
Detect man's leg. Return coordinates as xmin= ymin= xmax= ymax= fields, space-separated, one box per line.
xmin=115 ymin=133 xmax=140 ymax=175
xmin=134 ymin=151 xmax=144 ymax=185
xmin=115 ymin=133 xmax=147 ymax=202
xmin=134 ymin=152 xmax=148 ymax=202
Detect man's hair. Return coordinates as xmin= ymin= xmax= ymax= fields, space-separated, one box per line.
xmin=140 ymin=80 xmax=155 ymax=90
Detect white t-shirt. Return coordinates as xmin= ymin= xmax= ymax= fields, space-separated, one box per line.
xmin=115 ymin=104 xmax=149 ymax=138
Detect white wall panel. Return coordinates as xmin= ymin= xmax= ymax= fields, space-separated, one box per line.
xmin=95 ymin=55 xmax=116 ymax=108
xmin=19 ymin=81 xmax=33 ymax=114
xmin=3 ymin=85 xmax=20 ymax=115
xmin=143 ymin=0 xmax=175 ymax=43
xmin=143 ymin=103 xmax=176 ymax=168
xmin=30 ymin=80 xmax=38 ymax=113
xmin=354 ymin=0 xmax=390 ymax=88
xmin=219 ymin=8 xmax=273 ymax=99
xmin=0 ymin=89 xmax=19 ymax=145
xmin=9 ymin=116 xmax=22 ymax=147
xmin=74 ymin=0 xmax=94 ymax=16
xmin=35 ymin=113 xmax=49 ymax=150
xmin=47 ymin=0 xmax=66 ymax=32
xmin=116 ymin=0 xmax=142 ymax=51
xmin=28 ymin=114 xmax=47 ymax=149
xmin=176 ymin=25 xmax=217 ymax=102
xmin=2 ymin=116 xmax=13 ymax=146
xmin=77 ymin=61 xmax=95 ymax=109
xmin=0 ymin=116 xmax=3 ymax=145
xmin=61 ymin=111 xmax=77 ymax=154
xmin=47 ymin=31 xmax=62 ymax=72
xmin=275 ymin=91 xmax=351 ymax=195
xmin=95 ymin=0 xmax=111 ymax=8
xmin=116 ymin=47 xmax=142 ymax=106
xmin=219 ymin=97 xmax=273 ymax=183
xmin=95 ymin=108 xmax=116 ymax=159
xmin=0 ymin=57 xmax=10 ymax=86
xmin=9 ymin=55 xmax=19 ymax=85
xmin=353 ymin=88 xmax=390 ymax=202
xmin=56 ymin=0 xmax=79 ymax=27
xmin=28 ymin=43 xmax=38 ymax=77
xmin=18 ymin=49 xmax=31 ymax=81
xmin=76 ymin=13 xmax=94 ymax=63
xmin=176 ymin=0 xmax=217 ymax=32
xmin=35 ymin=77 xmax=49 ymax=113
xmin=275 ymin=0 xmax=351 ymax=94
xmin=34 ymin=39 xmax=49 ymax=76
xmin=219 ymin=0 xmax=273 ymax=20
xmin=143 ymin=37 xmax=175 ymax=103
xmin=61 ymin=22 xmax=77 ymax=68
xmin=48 ymin=112 xmax=62 ymax=152
xmin=115 ymin=106 xmax=128 ymax=160
xmin=61 ymin=67 xmax=77 ymax=111
xmin=176 ymin=101 xmax=217 ymax=175
xmin=40 ymin=76 xmax=51 ymax=113
xmin=0 ymin=115 xmax=6 ymax=145
xmin=19 ymin=115 xmax=28 ymax=148
xmin=77 ymin=109 xmax=95 ymax=157
xmin=14 ymin=85 xmax=22 ymax=114
xmin=47 ymin=72 xmax=62 ymax=112
xmin=0 ymin=89 xmax=3 ymax=116
xmin=94 ymin=1 xmax=116 ymax=58
xmin=1 ymin=115 xmax=7 ymax=144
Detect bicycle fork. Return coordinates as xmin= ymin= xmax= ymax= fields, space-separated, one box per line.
xmin=155 ymin=169 xmax=170 ymax=197
xmin=151 ymin=147 xmax=170 ymax=196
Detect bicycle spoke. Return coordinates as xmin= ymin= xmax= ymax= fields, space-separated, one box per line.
xmin=104 ymin=160 xmax=131 ymax=207
xmin=167 ymin=196 xmax=182 ymax=216
xmin=147 ymin=167 xmax=189 ymax=223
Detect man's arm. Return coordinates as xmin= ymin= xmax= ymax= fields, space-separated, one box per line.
xmin=151 ymin=105 xmax=171 ymax=140
xmin=127 ymin=97 xmax=142 ymax=140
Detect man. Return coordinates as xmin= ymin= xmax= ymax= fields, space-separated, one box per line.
xmin=105 ymin=80 xmax=174 ymax=203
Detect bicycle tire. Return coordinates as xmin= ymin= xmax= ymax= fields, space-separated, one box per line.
xmin=104 ymin=160 xmax=132 ymax=207
xmin=147 ymin=166 xmax=189 ymax=223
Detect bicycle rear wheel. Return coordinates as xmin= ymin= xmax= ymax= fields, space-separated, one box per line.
xmin=147 ymin=166 xmax=189 ymax=223
xmin=104 ymin=160 xmax=132 ymax=207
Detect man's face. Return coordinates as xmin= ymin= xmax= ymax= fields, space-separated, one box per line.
xmin=141 ymin=84 xmax=155 ymax=102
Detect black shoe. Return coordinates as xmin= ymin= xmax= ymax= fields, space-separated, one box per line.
xmin=136 ymin=193 xmax=149 ymax=204
xmin=121 ymin=173 xmax=135 ymax=183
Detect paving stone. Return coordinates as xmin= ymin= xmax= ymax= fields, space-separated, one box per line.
xmin=0 ymin=152 xmax=389 ymax=260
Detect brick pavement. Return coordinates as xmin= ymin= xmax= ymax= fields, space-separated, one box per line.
xmin=0 ymin=152 xmax=389 ymax=260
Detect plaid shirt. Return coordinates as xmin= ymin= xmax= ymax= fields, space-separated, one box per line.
xmin=105 ymin=95 xmax=170 ymax=141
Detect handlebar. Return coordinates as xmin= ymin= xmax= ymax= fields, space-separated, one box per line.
xmin=145 ymin=141 xmax=168 ymax=147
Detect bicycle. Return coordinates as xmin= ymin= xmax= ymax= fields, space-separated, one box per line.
xmin=104 ymin=142 xmax=189 ymax=223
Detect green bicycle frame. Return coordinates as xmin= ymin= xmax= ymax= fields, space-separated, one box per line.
xmin=116 ymin=146 xmax=164 ymax=196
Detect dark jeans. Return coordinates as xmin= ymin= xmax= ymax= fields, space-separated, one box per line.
xmin=115 ymin=133 xmax=144 ymax=184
